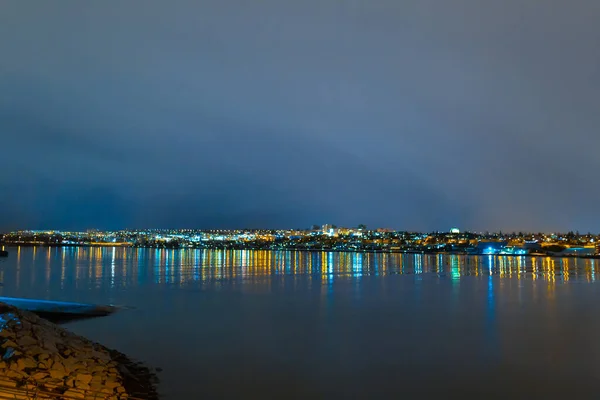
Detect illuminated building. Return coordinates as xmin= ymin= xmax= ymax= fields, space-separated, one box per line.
xmin=562 ymin=247 xmax=597 ymax=256
xmin=474 ymin=241 xmax=508 ymax=255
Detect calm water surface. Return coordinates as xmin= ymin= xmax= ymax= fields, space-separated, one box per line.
xmin=1 ymin=247 xmax=600 ymax=399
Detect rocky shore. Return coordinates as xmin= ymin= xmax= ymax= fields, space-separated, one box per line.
xmin=0 ymin=302 xmax=159 ymax=399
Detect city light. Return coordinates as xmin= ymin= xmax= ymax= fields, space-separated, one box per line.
xmin=1 ymin=228 xmax=598 ymax=258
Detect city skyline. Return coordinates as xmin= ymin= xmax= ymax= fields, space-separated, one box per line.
xmin=3 ymin=226 xmax=599 ymax=258
xmin=2 ymin=225 xmax=600 ymax=235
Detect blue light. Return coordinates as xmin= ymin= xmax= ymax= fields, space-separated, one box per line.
xmin=483 ymin=247 xmax=497 ymax=255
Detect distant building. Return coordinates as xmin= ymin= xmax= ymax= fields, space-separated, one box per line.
xmin=474 ymin=241 xmax=508 ymax=255
xmin=523 ymin=240 xmax=542 ymax=252
xmin=322 ymin=224 xmax=333 ymax=233
xmin=450 ymin=228 xmax=460 ymax=234
xmin=562 ymin=247 xmax=596 ymax=256
xmin=500 ymin=246 xmax=529 ymax=255
xmin=337 ymin=228 xmax=351 ymax=235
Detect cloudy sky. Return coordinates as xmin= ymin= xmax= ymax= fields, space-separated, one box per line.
xmin=1 ymin=1 xmax=599 ymax=232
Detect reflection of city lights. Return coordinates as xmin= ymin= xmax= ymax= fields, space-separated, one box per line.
xmin=110 ymin=248 xmax=115 ymax=288
xmin=451 ymin=256 xmax=460 ymax=280
xmin=4 ymin=247 xmax=598 ymax=296
xmin=353 ymin=253 xmax=363 ymax=277
xmin=415 ymin=255 xmax=423 ymax=275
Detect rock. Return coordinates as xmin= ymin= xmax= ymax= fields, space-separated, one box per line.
xmin=41 ymin=335 xmax=57 ymax=348
xmin=49 ymin=369 xmax=64 ymax=379
xmin=76 ymin=373 xmax=93 ymax=385
xmin=43 ymin=377 xmax=64 ymax=387
xmin=74 ymin=361 xmax=89 ymax=371
xmin=89 ymin=381 xmax=105 ymax=392
xmin=44 ymin=343 xmax=58 ymax=353
xmin=0 ymin=379 xmax=18 ymax=388
xmin=17 ymin=335 xmax=38 ymax=347
xmin=5 ymin=369 xmax=25 ymax=379
xmin=75 ymin=382 xmax=91 ymax=391
xmin=91 ymin=350 xmax=111 ymax=362
xmin=5 ymin=394 xmax=28 ymax=400
xmin=90 ymin=365 xmax=106 ymax=374
xmin=31 ymin=371 xmax=49 ymax=380
xmin=0 ymin=330 xmax=14 ymax=338
xmin=1 ymin=304 xmax=158 ymax=399
xmin=61 ymin=358 xmax=81 ymax=374
xmin=63 ymin=389 xmax=86 ymax=399
xmin=24 ymin=383 xmax=37 ymax=391
xmin=23 ymin=357 xmax=38 ymax=368
xmin=30 ymin=346 xmax=46 ymax=356
xmin=2 ymin=340 xmax=18 ymax=349
xmin=104 ymin=380 xmax=121 ymax=390
xmin=11 ymin=360 xmax=24 ymax=371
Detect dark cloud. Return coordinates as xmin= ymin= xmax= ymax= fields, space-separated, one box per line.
xmin=1 ymin=0 xmax=599 ymax=231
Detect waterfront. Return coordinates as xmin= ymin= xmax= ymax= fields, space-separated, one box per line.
xmin=3 ymin=228 xmax=600 ymax=257
xmin=1 ymin=247 xmax=600 ymax=398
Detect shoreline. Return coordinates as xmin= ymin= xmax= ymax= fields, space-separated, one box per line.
xmin=0 ymin=302 xmax=159 ymax=399
xmin=2 ymin=243 xmax=599 ymax=260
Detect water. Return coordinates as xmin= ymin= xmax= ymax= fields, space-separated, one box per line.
xmin=1 ymin=246 xmax=600 ymax=399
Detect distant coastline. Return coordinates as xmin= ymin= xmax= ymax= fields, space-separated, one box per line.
xmin=2 ymin=227 xmax=599 ymax=260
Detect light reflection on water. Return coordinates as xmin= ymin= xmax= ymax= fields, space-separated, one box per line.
xmin=1 ymin=247 xmax=597 ymax=292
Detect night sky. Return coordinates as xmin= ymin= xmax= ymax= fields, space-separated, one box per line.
xmin=1 ymin=1 xmax=599 ymax=232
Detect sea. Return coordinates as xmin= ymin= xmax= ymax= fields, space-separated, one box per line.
xmin=1 ymin=246 xmax=600 ymax=399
